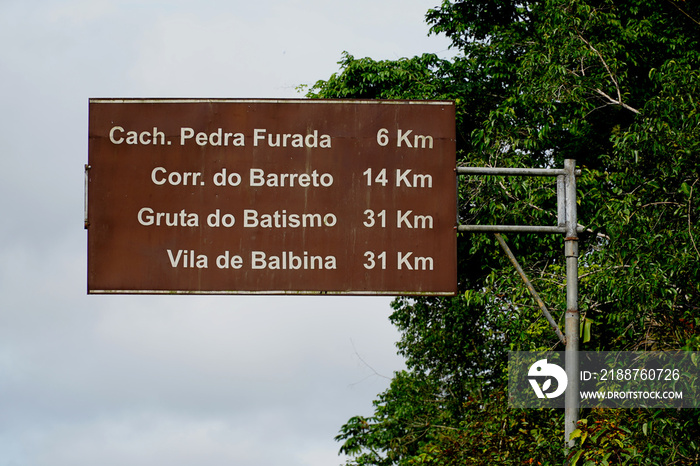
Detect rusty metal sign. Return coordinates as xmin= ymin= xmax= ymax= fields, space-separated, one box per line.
xmin=86 ymin=99 xmax=457 ymax=295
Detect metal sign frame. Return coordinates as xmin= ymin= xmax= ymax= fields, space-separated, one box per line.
xmin=457 ymin=159 xmax=581 ymax=448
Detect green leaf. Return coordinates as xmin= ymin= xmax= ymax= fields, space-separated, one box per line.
xmin=569 ymin=449 xmax=583 ymax=466
xmin=580 ymin=318 xmax=594 ymax=344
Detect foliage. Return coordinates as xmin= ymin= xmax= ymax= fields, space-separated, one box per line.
xmin=307 ymin=0 xmax=700 ymax=464
xmin=569 ymin=409 xmax=700 ymax=465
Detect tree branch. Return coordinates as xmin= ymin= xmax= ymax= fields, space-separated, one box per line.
xmin=578 ymin=34 xmax=640 ymax=114
xmin=665 ymin=0 xmax=700 ymax=27
xmin=348 ymin=339 xmax=391 ymax=388
xmin=594 ymin=89 xmax=641 ymax=114
xmin=689 ymin=179 xmax=699 ymax=259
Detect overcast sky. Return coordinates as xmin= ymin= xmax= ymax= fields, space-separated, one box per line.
xmin=0 ymin=1 xmax=454 ymax=465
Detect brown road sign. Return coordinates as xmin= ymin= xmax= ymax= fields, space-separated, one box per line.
xmin=86 ymin=99 xmax=457 ymax=295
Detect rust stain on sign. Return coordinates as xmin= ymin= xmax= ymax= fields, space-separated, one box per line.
xmin=87 ymin=99 xmax=457 ymax=295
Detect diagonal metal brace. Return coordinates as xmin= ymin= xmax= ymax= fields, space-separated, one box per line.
xmin=494 ymin=233 xmax=566 ymax=345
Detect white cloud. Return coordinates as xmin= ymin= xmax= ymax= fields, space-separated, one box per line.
xmin=33 ymin=417 xmax=269 ymax=466
xmin=126 ymin=0 xmax=451 ymax=97
xmin=44 ymin=0 xmax=118 ymax=26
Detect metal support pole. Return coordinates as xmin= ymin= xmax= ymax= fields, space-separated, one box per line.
xmin=457 ymin=160 xmax=582 ymax=452
xmin=494 ymin=233 xmax=566 ymax=345
xmin=564 ymin=159 xmax=580 ymax=449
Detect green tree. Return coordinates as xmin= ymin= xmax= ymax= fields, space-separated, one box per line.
xmin=308 ymin=1 xmax=700 ymax=464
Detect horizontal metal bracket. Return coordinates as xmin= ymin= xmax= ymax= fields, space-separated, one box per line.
xmin=456 ymin=162 xmax=583 ymax=235
xmin=457 ymin=224 xmax=584 ymax=234
xmin=457 ymin=166 xmax=582 ymax=177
